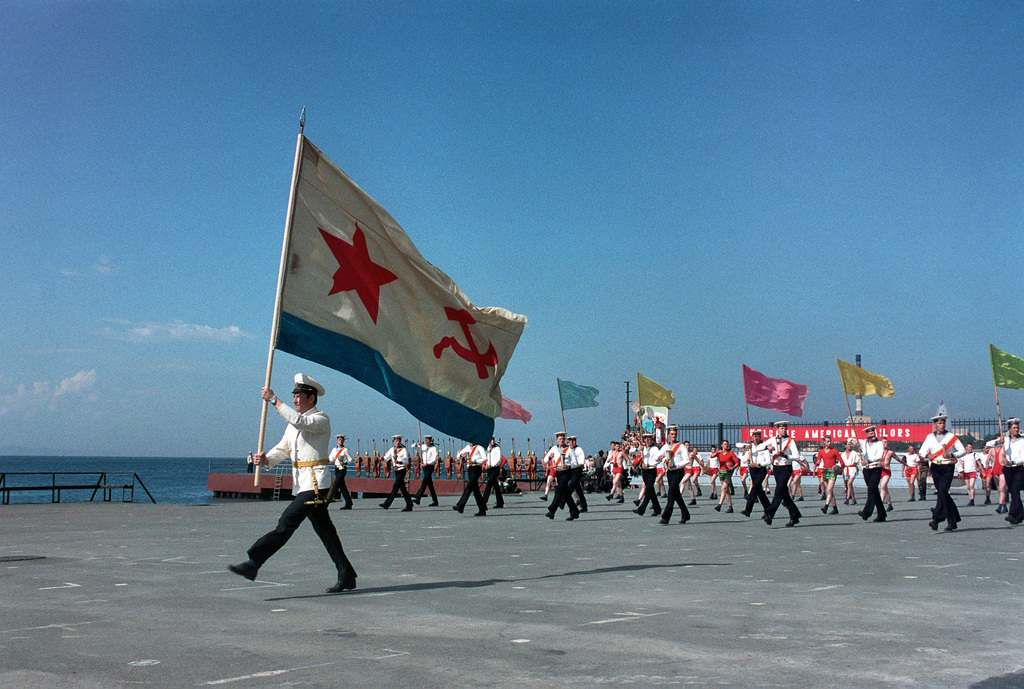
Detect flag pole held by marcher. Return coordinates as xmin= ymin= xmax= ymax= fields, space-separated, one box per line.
xmin=255 ymin=107 xmax=307 ymax=487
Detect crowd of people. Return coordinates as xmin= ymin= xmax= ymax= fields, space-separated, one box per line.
xmin=229 ymin=373 xmax=1024 ymax=593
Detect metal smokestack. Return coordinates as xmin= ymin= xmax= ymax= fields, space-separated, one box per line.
xmin=855 ymin=354 xmax=863 ymax=418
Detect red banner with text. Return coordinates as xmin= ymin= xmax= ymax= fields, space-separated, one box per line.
xmin=742 ymin=424 xmax=933 ymax=444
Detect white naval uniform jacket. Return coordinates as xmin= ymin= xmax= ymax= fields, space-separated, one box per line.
xmin=920 ymin=432 xmax=966 ymax=464
xmin=769 ymin=435 xmax=800 ymax=466
xmin=416 ymin=445 xmax=439 ymax=467
xmin=458 ymin=444 xmax=488 ymax=465
xmin=860 ymin=438 xmax=886 ymax=468
xmin=384 ymin=446 xmax=410 ymax=469
xmin=265 ymin=405 xmax=331 ymax=493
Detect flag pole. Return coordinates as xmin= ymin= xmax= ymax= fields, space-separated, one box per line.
xmin=557 ymin=378 xmax=567 ymax=435
xmin=837 ymin=358 xmax=855 ymax=426
xmin=255 ymin=107 xmax=307 ymax=487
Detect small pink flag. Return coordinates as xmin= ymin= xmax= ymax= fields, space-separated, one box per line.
xmin=742 ymin=365 xmax=809 ymax=417
xmin=499 ymin=396 xmax=532 ymax=423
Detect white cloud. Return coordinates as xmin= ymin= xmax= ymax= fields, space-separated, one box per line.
xmin=97 ymin=318 xmax=251 ymax=343
xmin=59 ymin=255 xmax=117 ymax=277
xmin=1 ymin=369 xmax=98 ymax=417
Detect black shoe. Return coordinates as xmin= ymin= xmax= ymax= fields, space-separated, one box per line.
xmin=830 ymin=507 xmax=838 ymax=515
xmin=579 ymin=508 xmax=587 ymax=513
xmin=928 ymin=521 xmax=939 ymax=531
xmin=412 ymin=497 xmax=421 ymax=505
xmin=493 ymin=504 xmax=504 ymax=509
xmin=844 ymin=499 xmax=850 ymax=505
xmin=659 ymin=518 xmax=670 ymax=525
xmin=429 ymin=501 xmax=439 ymax=507
xmin=821 ymin=505 xmax=829 ymax=514
xmin=984 ymin=497 xmax=991 ymax=505
xmin=872 ymin=516 xmax=886 ymax=522
xmin=797 ymin=497 xmax=804 ymax=502
xmin=726 ymin=507 xmax=734 ymax=513
xmin=340 ymin=504 xmax=353 ymax=510
xmin=785 ymin=519 xmax=799 ymax=527
xmin=453 ymin=505 xmax=464 ymax=514
xmin=652 ymin=511 xmax=662 ymax=518
xmin=606 ymin=494 xmax=613 ymax=501
xmin=858 ymin=511 xmax=868 ymax=520
xmin=566 ymin=515 xmax=578 ymax=521
xmin=632 ymin=508 xmax=644 ymax=515
xmin=634 ymin=499 xmax=641 ymax=506
xmin=689 ymin=499 xmax=697 ymax=506
xmin=228 ymin=561 xmax=258 ymax=581
xmin=1006 ymin=516 xmax=1020 ymax=524
xmin=762 ymin=514 xmax=773 ymax=526
xmin=474 ymin=511 xmax=486 ymax=517
xmin=680 ymin=516 xmax=690 ymax=524
xmin=401 ymin=506 xmax=413 ymax=512
xmin=540 ymin=495 xmax=548 ymax=501
xmin=851 ymin=499 xmax=857 ymax=505
xmin=545 ymin=511 xmax=554 ymax=520
xmin=909 ymin=496 xmax=916 ymax=502
xmin=714 ymin=505 xmax=722 ymax=512
xmin=967 ymin=499 xmax=975 ymax=506
xmin=379 ymin=503 xmax=389 ymax=509
xmin=886 ymin=504 xmax=894 ymax=511
xmin=711 ymin=492 xmax=717 ymax=500
xmin=326 ymin=573 xmax=357 ymax=593
xmin=944 ymin=524 xmax=957 ymax=532
xmin=740 ymin=510 xmax=751 ymax=517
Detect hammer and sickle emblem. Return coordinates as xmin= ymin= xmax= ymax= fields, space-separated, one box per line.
xmin=433 ymin=307 xmax=498 ymax=379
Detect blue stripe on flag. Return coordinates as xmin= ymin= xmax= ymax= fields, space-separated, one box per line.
xmin=277 ymin=312 xmax=495 ymax=444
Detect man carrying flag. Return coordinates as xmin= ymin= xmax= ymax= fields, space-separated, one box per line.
xmin=763 ymin=421 xmax=802 ymax=527
xmin=918 ymin=413 xmax=967 ymax=531
xmin=454 ymin=441 xmax=489 ymax=516
xmin=1000 ymin=418 xmax=1024 ymax=525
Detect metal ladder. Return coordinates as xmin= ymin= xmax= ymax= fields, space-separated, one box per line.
xmin=272 ymin=467 xmax=285 ymax=501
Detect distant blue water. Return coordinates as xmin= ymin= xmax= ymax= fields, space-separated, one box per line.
xmin=0 ymin=456 xmax=246 ymax=505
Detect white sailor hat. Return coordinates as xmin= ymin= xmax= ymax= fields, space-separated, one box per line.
xmin=392 ymin=434 xmax=402 ymax=440
xmin=862 ymin=425 xmax=876 ymax=433
xmin=667 ymin=425 xmax=679 ymax=431
xmin=1008 ymin=418 xmax=1021 ymax=427
xmin=335 ymin=433 xmax=345 ymax=439
xmin=751 ymin=428 xmax=763 ymax=435
xmin=554 ymin=431 xmax=567 ymax=437
xmin=567 ymin=435 xmax=577 ymax=441
xmin=642 ymin=432 xmax=654 ymax=439
xmin=292 ymin=373 xmax=325 ymax=397
xmin=773 ymin=421 xmax=788 ymax=428
xmin=424 ymin=435 xmax=433 ymax=441
xmin=930 ymin=413 xmax=947 ymax=422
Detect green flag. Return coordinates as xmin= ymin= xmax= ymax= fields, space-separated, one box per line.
xmin=557 ymin=378 xmax=600 ymax=410
xmin=990 ymin=344 xmax=1024 ymax=390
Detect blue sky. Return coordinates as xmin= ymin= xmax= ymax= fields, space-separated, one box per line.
xmin=2 ymin=1 xmax=1022 ymax=457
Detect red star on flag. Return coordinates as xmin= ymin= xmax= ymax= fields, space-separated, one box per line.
xmin=319 ymin=226 xmax=397 ymax=323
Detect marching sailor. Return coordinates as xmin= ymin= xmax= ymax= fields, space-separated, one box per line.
xmin=229 ymin=374 xmax=357 ymax=593
xmin=633 ymin=433 xmax=663 ymax=518
xmin=857 ymin=426 xmax=889 ymax=522
xmin=919 ymin=413 xmax=967 ymax=531
xmin=545 ymin=432 xmax=579 ymax=521
xmin=763 ymin=421 xmax=802 ymax=527
xmin=659 ymin=426 xmax=691 ymax=524
xmin=411 ymin=435 xmax=439 ymax=506
xmin=480 ymin=437 xmax=506 ymax=509
xmin=454 ymin=441 xmax=489 ymax=516
xmin=328 ymin=433 xmax=353 ymax=509
xmin=566 ymin=435 xmax=588 ymax=514
xmin=1000 ymin=417 xmax=1024 ymax=525
xmin=740 ymin=429 xmax=773 ymax=517
xmin=380 ymin=435 xmax=414 ymax=511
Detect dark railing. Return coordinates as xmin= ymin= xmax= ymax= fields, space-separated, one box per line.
xmin=0 ymin=472 xmax=156 ymax=505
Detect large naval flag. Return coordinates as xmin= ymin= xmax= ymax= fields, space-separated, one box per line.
xmin=269 ymin=134 xmax=526 ymax=444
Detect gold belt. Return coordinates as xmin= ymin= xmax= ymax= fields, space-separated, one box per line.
xmin=292 ymin=459 xmax=330 ymax=468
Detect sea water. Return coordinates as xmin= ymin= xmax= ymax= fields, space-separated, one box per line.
xmin=0 ymin=456 xmax=246 ymax=505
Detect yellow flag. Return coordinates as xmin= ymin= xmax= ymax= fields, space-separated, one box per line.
xmin=637 ymin=372 xmax=675 ymax=409
xmin=836 ymin=358 xmax=895 ymax=397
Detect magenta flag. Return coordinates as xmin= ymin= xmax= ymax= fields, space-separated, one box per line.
xmin=499 ymin=396 xmax=532 ymax=423
xmin=742 ymin=365 xmax=809 ymax=417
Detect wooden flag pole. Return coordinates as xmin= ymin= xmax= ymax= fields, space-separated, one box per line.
xmin=994 ymin=382 xmax=1004 ymax=435
xmin=255 ymin=108 xmax=306 ymax=487
xmin=557 ymin=378 xmax=567 ymax=435
xmin=837 ymin=359 xmax=855 ymax=426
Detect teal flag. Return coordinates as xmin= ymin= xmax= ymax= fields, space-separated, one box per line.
xmin=557 ymin=378 xmax=600 ymax=410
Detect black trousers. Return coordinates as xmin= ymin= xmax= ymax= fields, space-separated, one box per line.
xmin=327 ymin=466 xmax=352 ymax=507
xmin=1005 ymin=465 xmax=1024 ymax=522
xmin=637 ymin=468 xmax=662 ymax=516
xmin=569 ymin=466 xmax=587 ymax=511
xmin=744 ymin=466 xmax=771 ymax=514
xmin=382 ymin=468 xmax=412 ymax=508
xmin=661 ymin=468 xmax=689 ymax=522
xmin=862 ymin=467 xmax=886 ymax=520
xmin=456 ymin=464 xmax=487 ymax=513
xmin=765 ymin=465 xmax=801 ymax=520
xmin=413 ymin=464 xmax=438 ymax=503
xmin=247 ymin=491 xmax=356 ymax=578
xmin=548 ymin=470 xmax=578 ymax=518
xmin=930 ymin=463 xmax=960 ymax=526
xmin=481 ymin=466 xmax=505 ymax=507
xmin=918 ymin=462 xmax=930 ymax=499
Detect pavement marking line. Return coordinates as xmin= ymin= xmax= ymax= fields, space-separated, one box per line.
xmin=918 ymin=562 xmax=966 ymax=569
xmin=220 ymin=581 xmax=290 ymax=591
xmin=1 ymin=622 xmax=92 ymax=634
xmin=808 ymin=585 xmax=842 ymax=592
xmin=72 ymin=599 xmax=108 ymax=604
xmin=351 ymin=649 xmax=409 ymax=660
xmin=585 ymin=612 xmax=668 ymax=626
xmin=204 ymin=661 xmax=336 ymax=685
xmin=39 ymin=582 xmax=81 ymax=590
